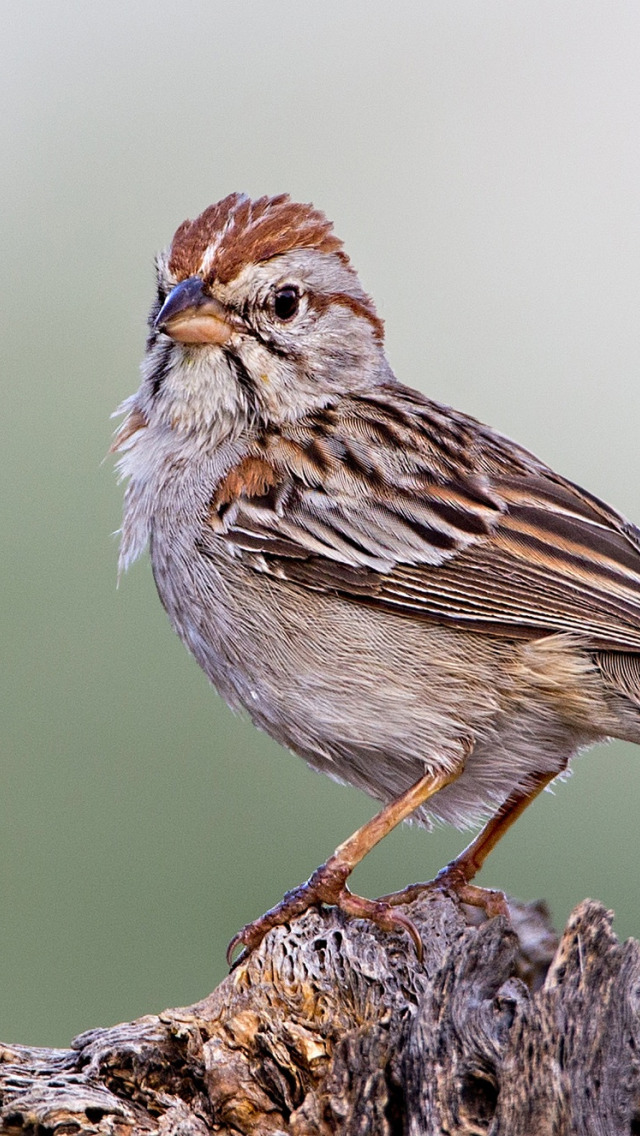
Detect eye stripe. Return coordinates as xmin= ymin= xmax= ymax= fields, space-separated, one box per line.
xmin=226 ymin=352 xmax=261 ymax=424
xmin=149 ymin=340 xmax=173 ymax=396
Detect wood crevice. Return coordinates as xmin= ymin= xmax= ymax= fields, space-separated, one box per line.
xmin=1 ymin=894 xmax=639 ymax=1134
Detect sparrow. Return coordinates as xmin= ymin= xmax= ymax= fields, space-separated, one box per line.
xmin=113 ymin=192 xmax=640 ymax=962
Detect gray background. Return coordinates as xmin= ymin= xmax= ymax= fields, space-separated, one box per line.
xmin=3 ymin=1 xmax=640 ymax=1045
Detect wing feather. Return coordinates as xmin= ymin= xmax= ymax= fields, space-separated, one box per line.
xmin=205 ymin=387 xmax=640 ymax=653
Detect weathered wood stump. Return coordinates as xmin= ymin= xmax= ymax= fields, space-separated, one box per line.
xmin=1 ymin=893 xmax=639 ymax=1134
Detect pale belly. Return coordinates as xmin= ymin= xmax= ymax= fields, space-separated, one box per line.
xmin=150 ymin=525 xmax=607 ymax=829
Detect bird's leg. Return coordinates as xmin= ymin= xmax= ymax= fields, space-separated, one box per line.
xmin=227 ymin=758 xmax=466 ymax=966
xmin=382 ymin=768 xmax=559 ymax=916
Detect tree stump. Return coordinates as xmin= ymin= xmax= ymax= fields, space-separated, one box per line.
xmin=1 ymin=892 xmax=640 ymax=1135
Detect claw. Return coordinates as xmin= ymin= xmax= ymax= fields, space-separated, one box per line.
xmin=380 ymin=866 xmax=510 ymax=925
xmin=226 ymin=933 xmax=248 ymax=968
xmin=225 ymin=861 xmax=425 ymax=967
xmin=384 ymin=908 xmax=424 ymax=962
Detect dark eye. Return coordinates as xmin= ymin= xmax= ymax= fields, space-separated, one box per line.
xmin=273 ymin=285 xmax=300 ymax=321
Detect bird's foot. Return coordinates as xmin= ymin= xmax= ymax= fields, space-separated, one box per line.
xmin=379 ymin=861 xmax=510 ymax=920
xmin=227 ymin=855 xmax=424 ymax=967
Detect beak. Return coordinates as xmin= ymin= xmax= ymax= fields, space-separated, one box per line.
xmin=155 ymin=276 xmax=235 ymax=345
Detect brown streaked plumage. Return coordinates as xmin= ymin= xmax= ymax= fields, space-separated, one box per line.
xmin=169 ymin=192 xmax=346 ymax=284
xmin=205 ymin=393 xmax=640 ymax=654
xmin=115 ymin=193 xmax=640 ymax=964
xmin=308 ymin=291 xmax=385 ymax=342
xmin=109 ymin=406 xmax=147 ymax=453
xmin=212 ymin=456 xmax=280 ymax=509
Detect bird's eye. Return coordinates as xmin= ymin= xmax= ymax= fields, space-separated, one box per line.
xmin=273 ymin=285 xmax=300 ymax=321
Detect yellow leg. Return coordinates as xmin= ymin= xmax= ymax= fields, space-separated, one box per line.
xmin=227 ymin=758 xmax=466 ymax=965
xmin=382 ymin=768 xmax=559 ymax=915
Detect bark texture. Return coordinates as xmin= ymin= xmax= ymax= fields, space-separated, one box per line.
xmin=2 ymin=893 xmax=640 ymax=1135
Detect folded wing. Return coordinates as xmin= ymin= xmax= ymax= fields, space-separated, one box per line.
xmin=206 ymin=387 xmax=640 ymax=654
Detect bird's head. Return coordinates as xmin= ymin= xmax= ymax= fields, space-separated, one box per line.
xmin=137 ymin=193 xmax=390 ymax=440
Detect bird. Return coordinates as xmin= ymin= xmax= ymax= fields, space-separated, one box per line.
xmin=113 ymin=192 xmax=640 ymax=962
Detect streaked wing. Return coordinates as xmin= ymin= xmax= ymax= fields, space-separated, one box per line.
xmin=206 ymin=387 xmax=640 ymax=653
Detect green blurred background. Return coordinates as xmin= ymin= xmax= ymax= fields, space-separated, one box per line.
xmin=3 ymin=0 xmax=640 ymax=1046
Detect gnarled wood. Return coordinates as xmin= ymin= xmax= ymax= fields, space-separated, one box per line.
xmin=1 ymin=894 xmax=639 ymax=1135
